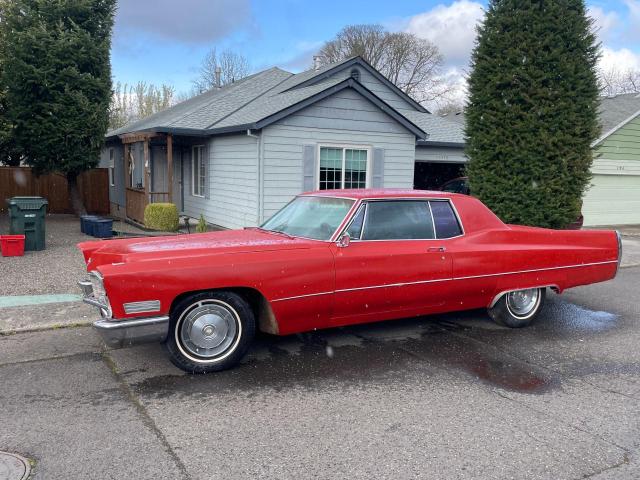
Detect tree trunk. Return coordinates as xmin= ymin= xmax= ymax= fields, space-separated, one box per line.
xmin=67 ymin=172 xmax=87 ymax=216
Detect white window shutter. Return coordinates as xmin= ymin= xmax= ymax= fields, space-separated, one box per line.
xmin=302 ymin=145 xmax=316 ymax=191
xmin=372 ymin=148 xmax=384 ymax=188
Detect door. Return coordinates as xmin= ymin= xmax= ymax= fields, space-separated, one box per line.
xmin=331 ymin=200 xmax=453 ymax=324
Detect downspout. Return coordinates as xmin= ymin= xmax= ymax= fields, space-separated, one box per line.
xmin=247 ymin=129 xmax=262 ymax=225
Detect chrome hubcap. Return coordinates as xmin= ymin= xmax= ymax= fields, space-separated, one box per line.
xmin=179 ymin=301 xmax=238 ymax=359
xmin=506 ymin=288 xmax=540 ymax=317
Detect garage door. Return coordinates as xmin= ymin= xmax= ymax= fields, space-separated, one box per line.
xmin=582 ymin=174 xmax=640 ymax=226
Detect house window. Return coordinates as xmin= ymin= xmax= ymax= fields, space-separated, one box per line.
xmin=319 ymin=146 xmax=369 ymax=190
xmin=108 ymin=148 xmax=115 ymax=187
xmin=192 ymin=145 xmax=206 ymax=197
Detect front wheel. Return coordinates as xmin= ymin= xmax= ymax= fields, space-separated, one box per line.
xmin=488 ymin=287 xmax=546 ymax=328
xmin=165 ymin=291 xmax=255 ymax=373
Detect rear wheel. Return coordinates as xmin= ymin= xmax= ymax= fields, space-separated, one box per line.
xmin=488 ymin=287 xmax=545 ymax=328
xmin=165 ymin=291 xmax=255 ymax=373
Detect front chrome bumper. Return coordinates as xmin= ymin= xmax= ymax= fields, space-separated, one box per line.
xmin=79 ymin=277 xmax=169 ymax=348
xmin=94 ymin=315 xmax=170 ymax=348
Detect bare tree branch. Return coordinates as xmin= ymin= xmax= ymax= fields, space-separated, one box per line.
xmin=109 ymin=81 xmax=175 ymax=129
xmin=192 ymin=48 xmax=250 ymax=94
xmin=598 ymin=66 xmax=640 ymax=96
xmin=317 ymin=24 xmax=447 ymax=104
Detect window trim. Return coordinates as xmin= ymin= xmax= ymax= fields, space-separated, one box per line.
xmin=343 ymin=203 xmax=367 ymax=240
xmin=191 ymin=145 xmax=205 ymax=198
xmin=336 ymin=198 xmax=465 ymax=243
xmin=316 ymin=144 xmax=372 ymax=190
xmin=108 ymin=148 xmax=115 ymax=187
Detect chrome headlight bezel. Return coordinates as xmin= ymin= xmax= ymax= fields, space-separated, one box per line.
xmin=88 ymin=271 xmax=112 ymax=318
xmin=89 ymin=271 xmax=106 ymax=299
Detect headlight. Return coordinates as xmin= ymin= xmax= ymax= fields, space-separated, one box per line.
xmin=90 ymin=271 xmax=111 ymax=318
xmin=90 ymin=271 xmax=106 ymax=300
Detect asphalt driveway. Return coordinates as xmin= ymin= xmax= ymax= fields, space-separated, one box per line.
xmin=1 ymin=266 xmax=639 ymax=479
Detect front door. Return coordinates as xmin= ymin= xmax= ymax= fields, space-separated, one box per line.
xmin=330 ymin=200 xmax=453 ymax=325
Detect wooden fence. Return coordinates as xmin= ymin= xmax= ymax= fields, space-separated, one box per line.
xmin=0 ymin=167 xmax=109 ymax=214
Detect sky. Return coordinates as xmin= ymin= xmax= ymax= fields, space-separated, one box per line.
xmin=111 ymin=0 xmax=640 ymax=107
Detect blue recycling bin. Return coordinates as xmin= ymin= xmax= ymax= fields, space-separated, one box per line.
xmin=92 ymin=218 xmax=113 ymax=238
xmin=80 ymin=215 xmax=99 ymax=235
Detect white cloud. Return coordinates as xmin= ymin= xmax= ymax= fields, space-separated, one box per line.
xmin=623 ymin=0 xmax=640 ymax=40
xmin=115 ymin=0 xmax=252 ymax=44
xmin=599 ymin=46 xmax=640 ymax=72
xmin=404 ymin=0 xmax=484 ymax=66
xmin=587 ymin=6 xmax=620 ymax=42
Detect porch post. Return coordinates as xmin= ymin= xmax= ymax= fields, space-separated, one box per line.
xmin=167 ymin=134 xmax=173 ymax=203
xmin=124 ymin=143 xmax=130 ymax=188
xmin=143 ymin=138 xmax=150 ymax=204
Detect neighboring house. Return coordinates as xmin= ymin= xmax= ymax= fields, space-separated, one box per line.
xmin=101 ymin=56 xmax=464 ymax=229
xmin=582 ymin=93 xmax=640 ymax=226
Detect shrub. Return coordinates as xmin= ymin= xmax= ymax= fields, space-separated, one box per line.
xmin=196 ymin=213 xmax=207 ymax=233
xmin=144 ymin=203 xmax=179 ymax=232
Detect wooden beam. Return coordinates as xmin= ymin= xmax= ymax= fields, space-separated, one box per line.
xmin=167 ymin=134 xmax=173 ymax=204
xmin=119 ymin=132 xmax=161 ymax=144
xmin=143 ymin=138 xmax=150 ymax=206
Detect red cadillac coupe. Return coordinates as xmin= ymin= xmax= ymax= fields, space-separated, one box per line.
xmin=79 ymin=190 xmax=621 ymax=373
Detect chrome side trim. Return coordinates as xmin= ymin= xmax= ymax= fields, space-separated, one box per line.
xmin=451 ymin=260 xmax=618 ymax=281
xmin=273 ymin=291 xmax=335 ymax=302
xmin=94 ymin=315 xmax=170 ymax=348
xmin=123 ymin=300 xmax=161 ymax=314
xmin=270 ymin=260 xmax=619 ymax=303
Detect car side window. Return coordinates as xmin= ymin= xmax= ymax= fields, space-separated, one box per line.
xmin=345 ymin=205 xmax=365 ymax=239
xmin=430 ymin=201 xmax=463 ymax=238
xmin=362 ymin=201 xmax=435 ymax=240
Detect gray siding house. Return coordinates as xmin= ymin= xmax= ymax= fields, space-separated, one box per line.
xmin=102 ymin=56 xmax=465 ymax=229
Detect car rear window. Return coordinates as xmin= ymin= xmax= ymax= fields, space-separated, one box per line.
xmin=430 ymin=201 xmax=462 ymax=238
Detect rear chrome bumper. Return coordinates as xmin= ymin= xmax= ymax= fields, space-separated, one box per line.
xmin=94 ymin=316 xmax=170 ymax=348
xmin=616 ymin=231 xmax=623 ymax=274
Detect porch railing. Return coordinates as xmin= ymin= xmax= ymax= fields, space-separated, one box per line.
xmin=125 ymin=187 xmax=146 ymax=224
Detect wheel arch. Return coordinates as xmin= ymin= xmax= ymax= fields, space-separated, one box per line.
xmin=488 ymin=284 xmax=560 ymax=308
xmin=169 ymin=287 xmax=280 ymax=335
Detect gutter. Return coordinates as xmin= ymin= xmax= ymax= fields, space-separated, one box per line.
xmin=416 ymin=140 xmax=465 ymax=148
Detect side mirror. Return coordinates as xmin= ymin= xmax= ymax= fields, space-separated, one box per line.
xmin=337 ymin=233 xmax=350 ymax=248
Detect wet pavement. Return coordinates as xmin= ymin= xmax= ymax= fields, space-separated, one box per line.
xmin=0 ymin=267 xmax=639 ymax=479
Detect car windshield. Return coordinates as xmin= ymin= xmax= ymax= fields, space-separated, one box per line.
xmin=261 ymin=196 xmax=354 ymax=240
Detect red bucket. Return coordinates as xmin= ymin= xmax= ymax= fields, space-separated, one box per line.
xmin=0 ymin=235 xmax=25 ymax=257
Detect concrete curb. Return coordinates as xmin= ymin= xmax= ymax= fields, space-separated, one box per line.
xmin=621 ymin=262 xmax=640 ymax=269
xmin=0 ymin=320 xmax=92 ymax=336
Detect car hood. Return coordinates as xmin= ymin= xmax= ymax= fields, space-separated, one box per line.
xmin=78 ymin=228 xmax=319 ymax=270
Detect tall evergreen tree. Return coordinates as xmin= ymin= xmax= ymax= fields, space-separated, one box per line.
xmin=465 ymin=0 xmax=600 ymax=228
xmin=1 ymin=0 xmax=115 ymax=213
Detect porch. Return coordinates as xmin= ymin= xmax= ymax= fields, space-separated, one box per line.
xmin=120 ymin=132 xmax=196 ymax=224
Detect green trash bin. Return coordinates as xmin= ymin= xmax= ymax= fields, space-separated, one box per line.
xmin=6 ymin=196 xmax=48 ymax=251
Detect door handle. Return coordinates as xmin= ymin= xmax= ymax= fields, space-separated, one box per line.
xmin=427 ymin=246 xmax=446 ymax=253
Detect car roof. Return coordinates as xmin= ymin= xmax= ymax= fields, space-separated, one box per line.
xmin=300 ymin=189 xmax=458 ymax=200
